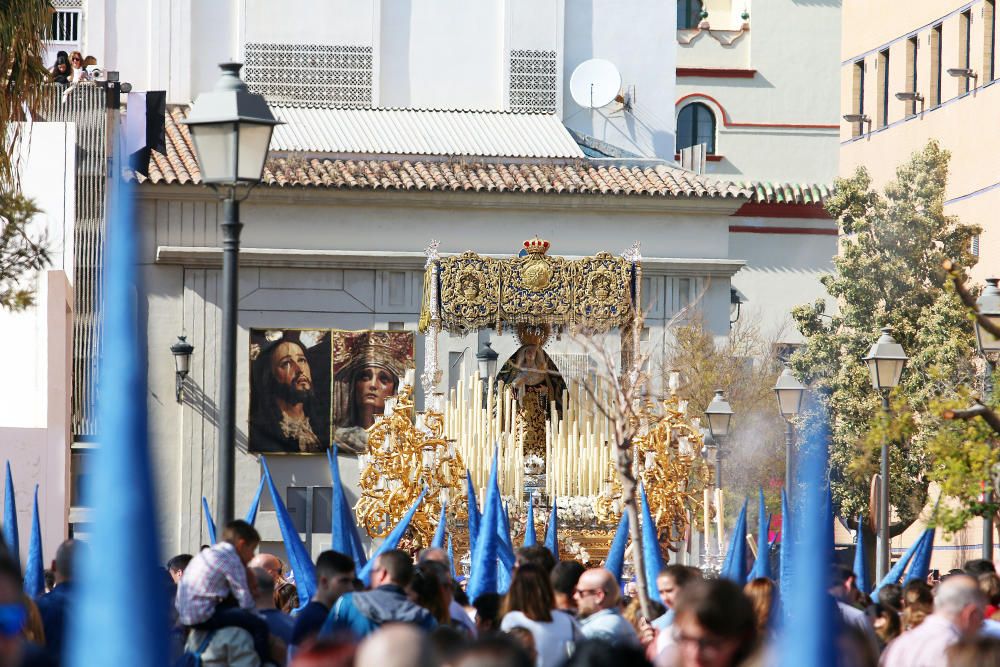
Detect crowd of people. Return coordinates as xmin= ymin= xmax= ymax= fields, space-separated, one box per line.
xmin=7 ymin=520 xmax=1000 ymax=666
xmin=49 ymin=50 xmax=97 ymax=85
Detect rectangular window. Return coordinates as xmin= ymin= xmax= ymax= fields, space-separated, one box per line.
xmin=677 ymin=0 xmax=702 ymax=30
xmin=877 ymin=49 xmax=890 ymax=128
xmin=906 ymin=37 xmax=919 ymax=115
xmin=973 ymin=234 xmax=981 ymax=257
xmin=47 ymin=9 xmax=80 ymax=43
xmin=931 ymin=24 xmax=943 ymax=106
xmin=852 ymin=59 xmax=865 ymax=137
xmin=960 ymin=10 xmax=973 ymax=93
xmin=987 ymin=1 xmax=997 ymax=82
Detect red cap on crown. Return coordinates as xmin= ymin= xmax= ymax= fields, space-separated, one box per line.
xmin=523 ymin=237 xmax=550 ymax=255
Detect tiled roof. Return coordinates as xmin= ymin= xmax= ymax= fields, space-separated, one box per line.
xmin=143 ymin=108 xmax=747 ymax=199
xmin=741 ymin=181 xmax=833 ymax=205
xmin=270 ymin=106 xmax=586 ymax=159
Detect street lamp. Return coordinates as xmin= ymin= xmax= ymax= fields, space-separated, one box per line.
xmin=170 ymin=335 xmax=195 ymax=403
xmin=975 ymin=278 xmax=1000 ymax=558
xmin=182 ymin=62 xmax=282 ymax=526
xmin=863 ymin=327 xmax=908 ymax=581
xmin=704 ymin=390 xmax=734 ymax=487
xmin=476 ymin=341 xmax=499 ymax=380
xmin=773 ymin=365 xmax=806 ymax=492
xmin=476 ymin=341 xmax=499 ymax=407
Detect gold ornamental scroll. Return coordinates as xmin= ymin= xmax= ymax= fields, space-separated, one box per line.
xmin=437 ymin=252 xmax=503 ymax=332
xmin=420 ymin=239 xmax=637 ymax=334
xmin=501 ymin=239 xmax=575 ymax=326
xmin=573 ymin=252 xmax=635 ymax=331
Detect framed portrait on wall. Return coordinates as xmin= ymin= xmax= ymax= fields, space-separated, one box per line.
xmin=331 ymin=330 xmax=415 ymax=454
xmin=248 ymin=329 xmax=332 ymax=454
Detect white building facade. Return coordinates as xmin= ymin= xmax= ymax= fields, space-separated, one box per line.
xmin=17 ymin=0 xmax=840 ymax=560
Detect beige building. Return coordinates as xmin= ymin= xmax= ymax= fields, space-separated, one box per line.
xmin=841 ymin=0 xmax=997 ymax=282
xmin=841 ymin=0 xmax=999 ymax=569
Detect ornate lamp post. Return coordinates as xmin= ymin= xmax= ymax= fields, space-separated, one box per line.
xmin=975 ymin=278 xmax=1000 ymax=559
xmin=182 ymin=63 xmax=282 ymax=525
xmin=704 ymin=390 xmax=734 ymax=488
xmin=476 ymin=340 xmax=499 ymax=404
xmin=170 ymin=335 xmax=194 ymax=403
xmin=863 ymin=327 xmax=908 ymax=581
xmin=773 ymin=366 xmax=806 ymax=494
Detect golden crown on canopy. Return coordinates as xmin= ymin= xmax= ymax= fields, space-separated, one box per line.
xmin=333 ymin=330 xmax=414 ymax=380
xmin=523 ymin=237 xmax=550 ymax=256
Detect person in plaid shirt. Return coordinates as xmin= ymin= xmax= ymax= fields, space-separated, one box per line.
xmin=176 ymin=520 xmax=274 ymax=664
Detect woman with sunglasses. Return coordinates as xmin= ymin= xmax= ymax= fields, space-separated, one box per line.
xmin=69 ymin=51 xmax=85 ymax=82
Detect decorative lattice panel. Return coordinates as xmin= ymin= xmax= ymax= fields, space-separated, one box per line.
xmin=509 ymin=49 xmax=558 ymax=113
xmin=244 ymin=43 xmax=374 ymax=107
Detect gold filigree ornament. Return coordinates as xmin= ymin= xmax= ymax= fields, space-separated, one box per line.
xmin=355 ymin=383 xmax=467 ymax=544
xmin=594 ymin=377 xmax=713 ymax=545
xmin=438 ymin=252 xmax=502 ymax=332
xmin=502 ymin=238 xmax=573 ymax=325
xmin=574 ymin=253 xmax=634 ymax=329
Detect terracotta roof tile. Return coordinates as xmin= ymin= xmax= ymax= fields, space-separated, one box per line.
xmin=140 ymin=108 xmax=761 ymax=201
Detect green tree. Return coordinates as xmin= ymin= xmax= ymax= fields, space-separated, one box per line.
xmin=0 ymin=193 xmax=48 ymax=309
xmin=1 ymin=0 xmax=54 ymax=309
xmin=790 ymin=140 xmax=980 ymax=534
xmin=2 ymin=0 xmax=51 ymax=181
xmin=664 ymin=315 xmax=786 ymax=511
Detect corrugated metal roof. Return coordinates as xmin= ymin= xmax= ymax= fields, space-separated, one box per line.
xmin=269 ymin=106 xmax=586 ymax=159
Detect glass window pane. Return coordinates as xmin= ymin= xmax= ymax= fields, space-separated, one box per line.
xmin=237 ymin=122 xmax=274 ymax=182
xmin=189 ymin=122 xmax=236 ymax=183
xmin=677 ymin=103 xmax=715 ymax=154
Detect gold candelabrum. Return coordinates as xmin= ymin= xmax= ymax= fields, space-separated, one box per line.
xmin=594 ymin=373 xmax=713 ymax=544
xmin=355 ymin=383 xmax=467 ymax=546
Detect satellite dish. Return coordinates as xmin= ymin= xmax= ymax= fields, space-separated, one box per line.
xmin=570 ymin=59 xmax=622 ymax=108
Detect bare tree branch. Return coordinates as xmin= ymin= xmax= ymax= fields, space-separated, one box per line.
xmin=943 ymin=259 xmax=1000 ymax=339
xmin=942 ymin=400 xmax=1000 ymax=435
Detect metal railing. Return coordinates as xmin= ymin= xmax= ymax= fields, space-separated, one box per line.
xmin=34 ymin=83 xmax=107 ymax=438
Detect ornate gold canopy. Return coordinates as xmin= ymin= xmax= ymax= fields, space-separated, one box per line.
xmin=419 ymin=238 xmax=638 ymax=335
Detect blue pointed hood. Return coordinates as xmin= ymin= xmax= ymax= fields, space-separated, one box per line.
xmin=65 ymin=177 xmax=169 ymax=666
xmin=777 ymin=406 xmax=836 ymax=667
xmin=201 ymin=497 xmax=217 ymax=545
xmin=748 ymin=488 xmax=772 ymax=581
xmin=903 ymin=529 xmax=935 ymax=586
xmin=467 ymin=448 xmax=501 ymax=603
xmin=779 ymin=487 xmax=791 ymax=601
xmin=244 ymin=476 xmax=265 ymax=526
xmin=605 ymin=512 xmax=630 ymax=581
xmin=3 ymin=462 xmax=18 ymax=566
xmin=23 ymin=486 xmax=44 ymax=598
xmin=872 ymin=530 xmax=926 ymax=595
xmin=852 ymin=515 xmax=870 ymax=595
xmin=544 ymin=495 xmax=559 ymax=560
xmin=720 ymin=499 xmax=748 ymax=584
xmin=493 ymin=483 xmax=515 ymax=591
xmin=466 ymin=471 xmax=481 ymax=554
xmin=640 ymin=484 xmax=665 ymax=603
xmin=261 ymin=457 xmax=317 ymax=609
xmin=522 ymin=496 xmax=537 ymax=547
xmin=358 ymin=487 xmax=428 ymax=585
xmin=448 ymin=533 xmax=458 ymax=580
xmin=432 ymin=501 xmax=448 ymax=549
xmin=327 ymin=448 xmax=367 ymax=567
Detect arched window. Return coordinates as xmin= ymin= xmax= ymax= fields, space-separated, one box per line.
xmin=677 ymin=0 xmax=703 ymax=30
xmin=676 ymin=102 xmax=716 ymax=154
